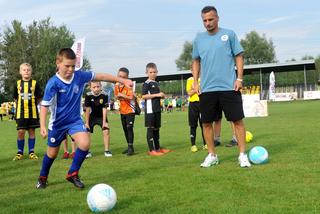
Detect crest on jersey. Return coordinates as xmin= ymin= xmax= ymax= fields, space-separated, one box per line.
xmin=73 ymin=85 xmax=79 ymax=94
xmin=221 ymin=35 xmax=229 ymax=41
xmin=100 ymin=99 xmax=103 ymax=104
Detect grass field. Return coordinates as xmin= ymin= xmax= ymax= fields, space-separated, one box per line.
xmin=0 ymin=100 xmax=320 ymax=214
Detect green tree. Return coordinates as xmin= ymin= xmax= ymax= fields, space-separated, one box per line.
xmin=301 ymin=55 xmax=314 ymax=60
xmin=175 ymin=41 xmax=192 ymax=71
xmin=240 ymin=31 xmax=277 ymax=65
xmin=0 ymin=18 xmax=91 ymax=100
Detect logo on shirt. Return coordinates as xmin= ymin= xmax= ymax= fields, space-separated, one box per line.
xmin=59 ymin=89 xmax=67 ymax=93
xmin=221 ymin=35 xmax=229 ymax=41
xmin=100 ymin=99 xmax=103 ymax=104
xmin=73 ymin=85 xmax=79 ymax=94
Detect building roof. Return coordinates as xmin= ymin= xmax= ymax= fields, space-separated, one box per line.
xmin=131 ymin=60 xmax=316 ymax=83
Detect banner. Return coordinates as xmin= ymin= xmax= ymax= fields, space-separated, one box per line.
xmin=242 ymin=94 xmax=268 ymax=117
xmin=269 ymin=71 xmax=275 ymax=100
xmin=303 ymin=91 xmax=320 ymax=100
xmin=274 ymin=92 xmax=297 ymax=101
xmin=71 ymin=37 xmax=86 ymax=71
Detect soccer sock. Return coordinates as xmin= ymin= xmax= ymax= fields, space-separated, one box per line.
xmin=17 ymin=139 xmax=25 ymax=154
xmin=232 ymin=135 xmax=238 ymax=142
xmin=40 ymin=154 xmax=55 ymax=177
xmin=153 ymin=129 xmax=160 ymax=150
xmin=190 ymin=127 xmax=197 ymax=146
xmin=121 ymin=119 xmax=129 ymax=144
xmin=68 ymin=148 xmax=88 ymax=175
xmin=147 ymin=128 xmax=154 ymax=151
xmin=127 ymin=125 xmax=134 ymax=147
xmin=214 ymin=136 xmax=221 ymax=142
xmin=28 ymin=138 xmax=35 ymax=153
xmin=200 ymin=125 xmax=206 ymax=145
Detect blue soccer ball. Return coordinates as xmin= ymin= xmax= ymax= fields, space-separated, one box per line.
xmin=249 ymin=146 xmax=268 ymax=164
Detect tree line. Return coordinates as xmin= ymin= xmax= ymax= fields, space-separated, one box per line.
xmin=176 ymin=31 xmax=320 ymax=88
xmin=0 ymin=18 xmax=90 ymax=102
xmin=1 ymin=19 xmax=319 ymax=101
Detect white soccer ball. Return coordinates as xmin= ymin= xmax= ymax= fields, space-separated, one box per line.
xmin=87 ymin=183 xmax=117 ymax=212
xmin=249 ymin=146 xmax=269 ymax=164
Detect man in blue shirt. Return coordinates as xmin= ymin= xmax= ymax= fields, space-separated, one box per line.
xmin=36 ymin=48 xmax=132 ymax=189
xmin=192 ymin=6 xmax=251 ymax=168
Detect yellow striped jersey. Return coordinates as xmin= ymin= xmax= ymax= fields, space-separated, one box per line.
xmin=14 ymin=79 xmax=42 ymax=119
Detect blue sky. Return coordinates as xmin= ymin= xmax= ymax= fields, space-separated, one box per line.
xmin=1 ymin=0 xmax=319 ymax=77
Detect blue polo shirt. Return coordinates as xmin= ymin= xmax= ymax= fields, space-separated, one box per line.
xmin=192 ymin=28 xmax=243 ymax=92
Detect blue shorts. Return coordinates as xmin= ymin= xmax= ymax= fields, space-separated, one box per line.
xmin=47 ymin=120 xmax=87 ymax=147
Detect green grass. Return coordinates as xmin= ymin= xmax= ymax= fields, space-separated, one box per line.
xmin=0 ymin=100 xmax=320 ymax=213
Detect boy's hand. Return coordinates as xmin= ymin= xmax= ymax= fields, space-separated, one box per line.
xmin=117 ymin=93 xmax=124 ymax=99
xmin=40 ymin=127 xmax=47 ymax=139
xmin=159 ymin=92 xmax=165 ymax=98
xmin=193 ymin=82 xmax=201 ymax=95
xmin=85 ymin=123 xmax=90 ymax=129
xmin=123 ymin=79 xmax=133 ymax=88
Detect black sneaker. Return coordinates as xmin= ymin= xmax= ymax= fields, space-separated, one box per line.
xmin=36 ymin=176 xmax=48 ymax=189
xmin=225 ymin=139 xmax=238 ymax=147
xmin=66 ymin=174 xmax=85 ymax=189
xmin=127 ymin=147 xmax=134 ymax=156
xmin=214 ymin=140 xmax=221 ymax=147
xmin=122 ymin=148 xmax=128 ymax=154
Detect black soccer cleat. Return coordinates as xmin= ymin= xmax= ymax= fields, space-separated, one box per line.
xmin=36 ymin=176 xmax=48 ymax=189
xmin=127 ymin=147 xmax=134 ymax=156
xmin=214 ymin=140 xmax=221 ymax=147
xmin=66 ymin=173 xmax=85 ymax=189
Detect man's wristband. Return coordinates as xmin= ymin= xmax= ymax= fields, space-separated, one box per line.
xmin=236 ymin=78 xmax=243 ymax=82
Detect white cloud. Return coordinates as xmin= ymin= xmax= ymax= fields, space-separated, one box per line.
xmin=259 ymin=16 xmax=295 ymax=25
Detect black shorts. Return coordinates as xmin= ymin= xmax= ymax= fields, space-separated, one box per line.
xmin=88 ymin=117 xmax=109 ymax=133
xmin=200 ymin=91 xmax=244 ymax=123
xmin=16 ymin=118 xmax=40 ymax=130
xmin=145 ymin=112 xmax=161 ymax=128
xmin=121 ymin=113 xmax=135 ymax=127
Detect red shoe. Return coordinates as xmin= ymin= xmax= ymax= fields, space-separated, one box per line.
xmin=63 ymin=152 xmax=69 ymax=159
xmin=148 ymin=150 xmax=164 ymax=156
xmin=69 ymin=152 xmax=75 ymax=159
xmin=158 ymin=148 xmax=171 ymax=154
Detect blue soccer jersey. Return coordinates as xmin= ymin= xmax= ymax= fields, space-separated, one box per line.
xmin=41 ymin=70 xmax=95 ymax=130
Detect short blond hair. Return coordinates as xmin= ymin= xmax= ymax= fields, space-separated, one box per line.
xmin=19 ymin=63 xmax=32 ymax=71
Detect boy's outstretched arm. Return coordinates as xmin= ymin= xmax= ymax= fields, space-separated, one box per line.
xmin=40 ymin=106 xmax=48 ymax=138
xmin=94 ymin=73 xmax=133 ymax=88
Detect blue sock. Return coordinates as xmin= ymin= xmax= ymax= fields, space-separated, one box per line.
xmin=68 ymin=148 xmax=88 ymax=175
xmin=17 ymin=139 xmax=25 ymax=153
xmin=28 ymin=138 xmax=35 ymax=153
xmin=40 ymin=154 xmax=55 ymax=177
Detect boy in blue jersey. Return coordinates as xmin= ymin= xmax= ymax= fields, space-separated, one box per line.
xmin=36 ymin=48 xmax=132 ymax=189
xmin=192 ymin=6 xmax=251 ymax=168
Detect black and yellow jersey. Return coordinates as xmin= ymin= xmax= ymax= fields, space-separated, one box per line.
xmin=14 ymin=79 xmax=42 ymax=119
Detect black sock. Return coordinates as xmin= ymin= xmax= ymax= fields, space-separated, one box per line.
xmin=153 ymin=129 xmax=160 ymax=150
xmin=127 ymin=125 xmax=134 ymax=147
xmin=200 ymin=125 xmax=206 ymax=145
xmin=147 ymin=128 xmax=154 ymax=151
xmin=190 ymin=126 xmax=197 ymax=146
